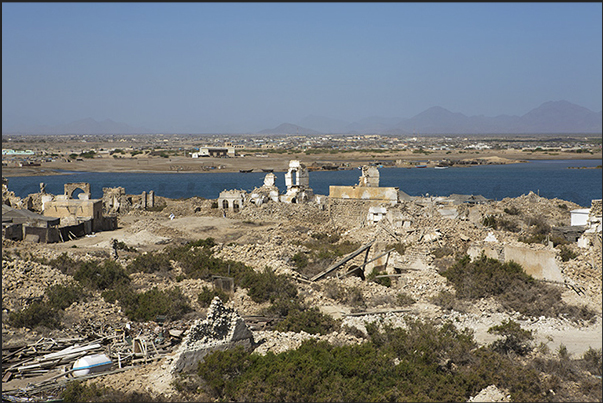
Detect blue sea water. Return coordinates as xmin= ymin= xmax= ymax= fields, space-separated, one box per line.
xmin=4 ymin=159 xmax=602 ymax=208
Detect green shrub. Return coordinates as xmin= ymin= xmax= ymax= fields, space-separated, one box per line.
xmin=61 ymin=380 xmax=104 ymax=402
xmin=430 ymin=290 xmax=460 ymax=311
xmin=432 ymin=246 xmax=454 ymax=258
xmin=291 ymin=252 xmax=308 ymax=269
xmin=504 ymin=206 xmax=521 ymax=215
xmin=387 ymin=242 xmax=406 ymax=256
xmin=46 ymin=283 xmax=85 ymax=310
xmin=396 ymin=293 xmax=416 ymax=307
xmin=482 ymin=215 xmax=497 ymax=229
xmin=122 ymin=286 xmax=192 ymax=322
xmin=367 ymin=267 xmax=391 ymax=287
xmin=275 ymin=307 xmax=341 ymax=335
xmin=558 ymin=245 xmax=578 ymax=262
xmin=518 ymin=215 xmax=553 ymax=244
xmin=167 ymin=238 xmax=252 ymax=281
xmin=127 ymin=251 xmax=172 ymax=273
xmin=113 ymin=240 xmax=137 ymax=252
xmin=240 ymin=266 xmax=297 ymax=304
xmin=8 ymin=301 xmax=61 ymax=329
xmin=442 ymin=255 xmax=533 ymax=300
xmin=443 ymin=255 xmax=597 ymax=322
xmin=323 ymin=282 xmax=366 ymax=308
xmin=49 ymin=252 xmax=79 ymax=275
xmin=488 ymin=319 xmax=534 ymax=356
xmin=60 ymin=380 xmax=170 ymax=402
xmin=74 ymin=260 xmax=130 ymax=291
xmin=581 ymin=347 xmax=602 ymax=376
xmin=497 ymin=218 xmax=520 ymax=232
xmin=198 ymin=286 xmax=230 ymax=307
xmin=101 ymin=280 xmax=137 ymax=307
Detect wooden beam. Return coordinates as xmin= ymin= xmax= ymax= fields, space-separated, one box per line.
xmin=311 ymin=239 xmax=375 ymax=281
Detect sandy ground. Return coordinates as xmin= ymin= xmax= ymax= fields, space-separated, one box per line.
xmin=3 ymin=148 xmax=601 ymax=177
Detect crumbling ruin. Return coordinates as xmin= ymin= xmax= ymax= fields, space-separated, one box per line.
xmin=218 ymin=189 xmax=247 ymax=212
xmin=329 ymin=165 xmax=401 ymax=204
xmin=248 ymin=173 xmax=280 ymax=206
xmin=169 ymin=297 xmax=254 ymax=373
xmin=281 ymin=160 xmax=315 ymax=203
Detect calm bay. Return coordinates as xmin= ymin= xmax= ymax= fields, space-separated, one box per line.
xmin=5 ymin=159 xmax=602 ymax=208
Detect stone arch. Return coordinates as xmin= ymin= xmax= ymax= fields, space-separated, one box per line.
xmin=64 ymin=182 xmax=91 ymax=199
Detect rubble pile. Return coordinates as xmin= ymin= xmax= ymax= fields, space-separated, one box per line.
xmin=468 ymin=384 xmax=510 ymax=402
xmin=236 ymin=200 xmax=330 ymax=226
xmin=214 ymin=239 xmax=304 ymax=276
xmin=1 ymin=258 xmax=70 ymax=313
xmin=252 ymin=329 xmax=365 ymax=356
xmin=168 ymin=297 xmax=254 ymax=373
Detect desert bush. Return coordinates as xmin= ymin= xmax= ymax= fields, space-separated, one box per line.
xmin=310 ymin=232 xmax=340 ymax=243
xmin=195 ymin=316 xmax=603 ymax=402
xmin=396 ymin=292 xmax=416 ymax=307
xmin=48 ymin=252 xmax=79 ymax=275
xmin=430 ymin=290 xmax=462 ymax=311
xmin=291 ymin=252 xmax=308 ymax=269
xmin=74 ymin=259 xmax=130 ymax=291
xmin=581 ymin=348 xmax=602 ymax=376
xmin=8 ymin=301 xmax=61 ymax=329
xmin=497 ymin=218 xmax=520 ymax=232
xmin=198 ymin=286 xmax=230 ymax=307
xmin=482 ymin=215 xmax=497 ymax=228
xmin=504 ymin=206 xmax=521 ymax=215
xmin=442 ymin=255 xmax=533 ymax=299
xmin=127 ymin=251 xmax=172 ymax=273
xmin=122 ymin=286 xmax=192 ymax=322
xmin=240 ymin=266 xmax=297 ymax=305
xmin=275 ymin=307 xmax=341 ymax=335
xmin=323 ymin=282 xmax=366 ymax=308
xmin=518 ymin=232 xmax=547 ymax=244
xmin=443 ymin=254 xmax=597 ymax=322
xmin=60 ymin=380 xmax=174 ymax=402
xmin=367 ymin=267 xmax=391 ymax=287
xmin=101 ymin=281 xmax=137 ymax=307
xmin=167 ymin=238 xmax=252 ymax=281
xmin=558 ymin=245 xmax=578 ymax=262
xmin=46 ymin=283 xmax=85 ymax=310
xmin=113 ymin=240 xmax=137 ymax=252
xmin=432 ymin=246 xmax=454 ymax=258
xmin=488 ymin=319 xmax=534 ymax=356
xmin=387 ymin=242 xmax=406 ymax=256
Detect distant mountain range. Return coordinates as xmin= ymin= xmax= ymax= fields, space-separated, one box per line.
xmin=2 ymin=101 xmax=601 ymax=135
xmin=264 ymin=101 xmax=602 ymax=135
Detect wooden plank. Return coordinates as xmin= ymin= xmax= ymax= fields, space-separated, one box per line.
xmin=354 ymin=248 xmax=395 ymax=271
xmin=311 ymin=240 xmax=374 ymax=282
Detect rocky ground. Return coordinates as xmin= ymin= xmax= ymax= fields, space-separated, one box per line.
xmin=2 ymin=189 xmax=602 ymax=401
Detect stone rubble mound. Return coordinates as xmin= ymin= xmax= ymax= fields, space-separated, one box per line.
xmin=168 ymin=297 xmax=254 ymax=373
xmin=468 ymin=384 xmax=510 ymax=402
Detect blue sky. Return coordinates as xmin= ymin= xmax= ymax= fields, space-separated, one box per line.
xmin=2 ymin=2 xmax=602 ymax=133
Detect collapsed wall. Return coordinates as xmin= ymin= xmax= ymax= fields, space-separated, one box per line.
xmin=169 ymin=297 xmax=254 ymax=373
xmin=467 ymin=238 xmax=563 ymax=282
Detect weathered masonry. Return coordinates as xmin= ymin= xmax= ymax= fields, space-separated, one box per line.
xmin=329 ymin=165 xmax=400 ymax=204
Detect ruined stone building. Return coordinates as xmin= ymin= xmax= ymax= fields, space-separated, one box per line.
xmin=329 ymin=165 xmax=401 ymax=204
xmin=280 ymin=160 xmax=314 ymax=203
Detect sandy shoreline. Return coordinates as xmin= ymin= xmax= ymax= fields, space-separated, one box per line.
xmin=3 ymin=149 xmax=601 ymax=177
